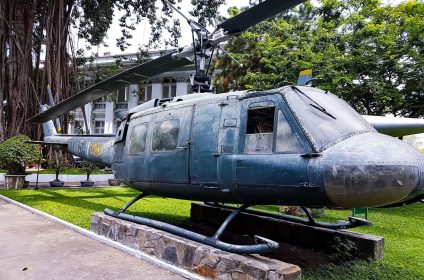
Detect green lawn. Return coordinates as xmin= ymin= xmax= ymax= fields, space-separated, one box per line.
xmin=0 ymin=187 xmax=422 ymax=279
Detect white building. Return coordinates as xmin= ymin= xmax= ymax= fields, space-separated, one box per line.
xmin=69 ymin=50 xmax=196 ymax=135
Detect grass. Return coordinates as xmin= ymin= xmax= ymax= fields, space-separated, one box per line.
xmin=0 ymin=187 xmax=190 ymax=228
xmin=0 ymin=187 xmax=423 ymax=279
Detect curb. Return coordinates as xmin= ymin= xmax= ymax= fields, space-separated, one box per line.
xmin=0 ymin=194 xmax=204 ymax=280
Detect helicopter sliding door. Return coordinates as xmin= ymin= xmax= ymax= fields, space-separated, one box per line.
xmin=189 ymin=102 xmax=221 ymax=184
xmin=147 ymin=105 xmax=193 ymax=183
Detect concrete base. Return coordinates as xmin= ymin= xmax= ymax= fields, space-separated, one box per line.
xmin=91 ymin=213 xmax=301 ymax=280
xmin=191 ymin=203 xmax=384 ymax=260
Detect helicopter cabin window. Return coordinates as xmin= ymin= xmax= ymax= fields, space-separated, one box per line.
xmin=275 ymin=110 xmax=303 ymax=153
xmin=129 ymin=124 xmax=148 ymax=155
xmin=245 ymin=103 xmax=275 ymax=154
xmin=152 ymin=119 xmax=180 ymax=152
xmin=162 ymin=78 xmax=177 ymax=98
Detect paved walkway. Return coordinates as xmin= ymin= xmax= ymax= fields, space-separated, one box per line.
xmin=0 ymin=199 xmax=186 ymax=280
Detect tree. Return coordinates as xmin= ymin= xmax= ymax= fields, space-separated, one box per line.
xmin=0 ymin=135 xmax=40 ymax=175
xmin=214 ymin=0 xmax=424 ymax=117
xmin=0 ymin=0 xmax=225 ymax=140
xmin=48 ymin=150 xmax=71 ymax=182
xmin=80 ymin=160 xmax=101 ymax=182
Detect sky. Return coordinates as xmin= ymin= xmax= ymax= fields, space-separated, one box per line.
xmin=72 ymin=0 xmax=251 ymax=57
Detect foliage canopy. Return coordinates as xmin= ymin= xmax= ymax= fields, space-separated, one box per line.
xmin=0 ymin=135 xmax=40 ymax=175
xmin=214 ymin=0 xmax=424 ymax=117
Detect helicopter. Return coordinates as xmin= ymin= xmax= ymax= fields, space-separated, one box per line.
xmin=28 ymin=0 xmax=424 ymax=254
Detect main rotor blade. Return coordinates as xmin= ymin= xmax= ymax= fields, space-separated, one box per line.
xmin=29 ymin=52 xmax=192 ymax=123
xmin=217 ymin=0 xmax=306 ymax=35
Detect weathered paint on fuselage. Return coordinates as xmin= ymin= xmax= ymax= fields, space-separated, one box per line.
xmin=45 ymin=134 xmax=115 ymax=166
xmin=108 ymin=86 xmax=424 ymax=208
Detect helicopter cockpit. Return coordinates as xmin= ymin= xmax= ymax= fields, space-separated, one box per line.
xmin=284 ymin=86 xmax=376 ymax=152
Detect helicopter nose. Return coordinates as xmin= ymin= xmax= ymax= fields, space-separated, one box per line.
xmin=319 ymin=133 xmax=420 ymax=208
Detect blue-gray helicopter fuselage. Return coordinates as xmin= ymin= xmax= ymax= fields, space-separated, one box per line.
xmin=102 ymin=86 xmax=423 ymax=208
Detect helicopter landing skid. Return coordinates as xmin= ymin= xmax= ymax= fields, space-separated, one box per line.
xmin=204 ymin=203 xmax=371 ymax=230
xmin=104 ymin=194 xmax=279 ymax=254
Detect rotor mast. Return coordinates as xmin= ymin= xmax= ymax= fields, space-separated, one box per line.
xmin=164 ymin=0 xmax=213 ymax=93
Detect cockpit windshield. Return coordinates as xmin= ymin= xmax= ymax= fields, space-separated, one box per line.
xmin=284 ymin=86 xmax=375 ymax=151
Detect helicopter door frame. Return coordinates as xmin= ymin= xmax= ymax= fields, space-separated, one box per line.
xmin=112 ymin=118 xmax=130 ymax=179
xmin=234 ymin=94 xmax=313 ymax=204
xmin=125 ymin=117 xmax=150 ymax=182
xmin=189 ymin=101 xmax=222 ymax=184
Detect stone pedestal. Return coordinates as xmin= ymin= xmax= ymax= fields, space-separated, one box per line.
xmin=91 ymin=213 xmax=301 ymax=280
xmin=191 ymin=203 xmax=384 ymax=261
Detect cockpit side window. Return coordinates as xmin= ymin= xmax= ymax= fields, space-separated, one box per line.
xmin=275 ymin=110 xmax=303 ymax=153
xmin=245 ymin=106 xmax=275 ymax=154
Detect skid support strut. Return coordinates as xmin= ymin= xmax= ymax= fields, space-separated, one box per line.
xmin=104 ymin=194 xmax=279 ymax=254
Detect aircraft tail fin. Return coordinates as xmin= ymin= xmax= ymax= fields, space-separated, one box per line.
xmin=40 ymin=104 xmax=58 ymax=137
xmin=297 ymin=70 xmax=313 ymax=86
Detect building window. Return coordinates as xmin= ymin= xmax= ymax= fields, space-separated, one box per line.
xmin=94 ymin=121 xmax=105 ymax=134
xmin=115 ymin=103 xmax=128 ymax=109
xmin=93 ymin=103 xmax=106 ymax=109
xmin=117 ymin=87 xmax=128 ymax=102
xmin=152 ymin=119 xmax=180 ymax=151
xmin=162 ymin=78 xmax=176 ymax=98
xmin=139 ymin=85 xmax=152 ymax=103
xmin=129 ymin=124 xmax=148 ymax=155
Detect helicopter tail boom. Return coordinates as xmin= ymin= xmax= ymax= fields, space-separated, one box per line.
xmin=38 ymin=104 xmax=115 ymax=166
xmin=43 ymin=134 xmax=115 ymax=167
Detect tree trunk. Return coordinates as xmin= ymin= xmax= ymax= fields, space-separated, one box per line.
xmin=0 ymin=1 xmax=37 ymax=139
xmin=0 ymin=0 xmax=75 ymax=141
xmin=41 ymin=0 xmax=74 ymax=134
